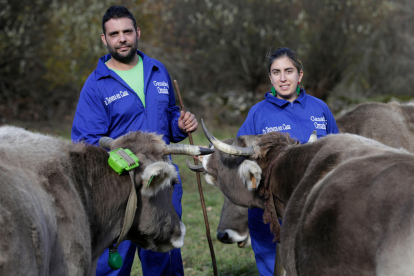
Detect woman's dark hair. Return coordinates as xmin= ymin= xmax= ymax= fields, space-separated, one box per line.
xmin=266 ymin=47 xmax=303 ymax=74
xmin=102 ymin=6 xmax=137 ymax=35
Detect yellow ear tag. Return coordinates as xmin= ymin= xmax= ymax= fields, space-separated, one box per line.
xmin=250 ymin=174 xmax=257 ymax=190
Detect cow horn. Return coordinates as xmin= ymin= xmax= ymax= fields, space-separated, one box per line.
xmin=164 ymin=144 xmax=215 ymax=156
xmin=99 ymin=137 xmax=115 ymax=148
xmin=307 ymin=130 xmax=317 ymax=143
xmin=185 ymin=159 xmax=205 ymax=172
xmin=201 ymin=119 xmax=255 ymax=156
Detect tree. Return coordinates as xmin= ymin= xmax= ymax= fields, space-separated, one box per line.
xmin=0 ymin=0 xmax=52 ymax=121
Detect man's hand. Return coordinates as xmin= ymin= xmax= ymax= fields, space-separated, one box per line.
xmin=178 ymin=111 xmax=198 ymax=133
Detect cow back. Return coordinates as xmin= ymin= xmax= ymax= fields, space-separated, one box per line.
xmin=0 ymin=126 xmax=91 ymax=275
xmin=294 ymin=152 xmax=414 ymax=276
xmin=336 ymin=102 xmax=414 ymax=152
xmin=279 ymin=133 xmax=408 ymax=276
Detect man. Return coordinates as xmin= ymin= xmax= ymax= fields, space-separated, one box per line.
xmin=71 ymin=6 xmax=197 ymax=276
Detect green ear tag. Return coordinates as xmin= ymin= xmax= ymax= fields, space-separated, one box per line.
xmin=108 ymin=249 xmax=123 ymax=270
xmin=296 ymin=85 xmax=301 ymax=95
xmin=147 ymin=175 xmax=155 ymax=188
xmin=108 ymin=148 xmax=140 ymax=175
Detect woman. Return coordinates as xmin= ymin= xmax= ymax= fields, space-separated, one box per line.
xmin=237 ymin=47 xmax=339 ymax=275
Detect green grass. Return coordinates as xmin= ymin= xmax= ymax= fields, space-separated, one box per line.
xmin=131 ymin=126 xmax=259 ymax=275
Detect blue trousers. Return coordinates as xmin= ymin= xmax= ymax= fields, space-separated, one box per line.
xmin=96 ymin=166 xmax=184 ymax=276
xmin=248 ymin=208 xmax=276 ymax=276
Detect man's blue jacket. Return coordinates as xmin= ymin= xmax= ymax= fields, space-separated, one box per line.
xmin=71 ymin=51 xmax=186 ymax=276
xmin=72 ymin=50 xmax=187 ymax=145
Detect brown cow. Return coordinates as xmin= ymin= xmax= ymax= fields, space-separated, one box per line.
xmin=336 ymin=102 xmax=414 ymax=151
xmin=294 ymin=152 xmax=414 ymax=276
xmin=217 ymin=101 xmax=414 ymax=251
xmin=188 ymin=119 xmax=414 ymax=276
xmin=0 ymin=126 xmax=213 ymax=276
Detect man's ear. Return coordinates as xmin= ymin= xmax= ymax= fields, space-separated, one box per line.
xmin=101 ymin=33 xmax=107 ymax=46
xmin=136 ymin=28 xmax=141 ymax=40
xmin=238 ymin=160 xmax=262 ymax=191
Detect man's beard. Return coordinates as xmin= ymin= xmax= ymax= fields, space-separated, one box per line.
xmin=107 ymin=39 xmax=138 ymax=64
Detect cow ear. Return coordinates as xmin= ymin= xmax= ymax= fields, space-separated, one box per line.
xmin=140 ymin=162 xmax=178 ymax=197
xmin=238 ymin=160 xmax=262 ymax=191
xmin=307 ymin=130 xmax=317 ymax=143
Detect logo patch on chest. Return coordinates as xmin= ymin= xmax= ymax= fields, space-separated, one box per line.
xmin=262 ymin=124 xmax=291 ymax=134
xmin=310 ymin=116 xmax=327 ymax=130
xmin=104 ymin=91 xmax=129 ymax=106
xmin=153 ymin=81 xmax=169 ymax=94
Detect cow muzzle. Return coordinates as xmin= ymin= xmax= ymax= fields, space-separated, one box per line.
xmin=217 ymin=229 xmax=250 ymax=247
xmin=171 ymin=221 xmax=186 ymax=248
xmin=154 ymin=221 xmax=186 ymax=253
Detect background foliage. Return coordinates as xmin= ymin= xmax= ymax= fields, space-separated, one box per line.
xmin=1 ymin=0 xmax=414 ymax=126
xmin=152 ymin=0 xmax=414 ymax=118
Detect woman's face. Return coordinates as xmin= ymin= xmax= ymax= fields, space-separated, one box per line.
xmin=269 ymin=57 xmax=304 ymax=102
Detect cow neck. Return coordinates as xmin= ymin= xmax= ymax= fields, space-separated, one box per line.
xmin=261 ymin=148 xmax=285 ymax=203
xmin=72 ymin=145 xmax=134 ymax=254
xmin=260 ymin=147 xmax=285 ymax=242
xmin=105 ymin=169 xmax=138 ymax=270
xmin=110 ymin=169 xmax=137 ymax=250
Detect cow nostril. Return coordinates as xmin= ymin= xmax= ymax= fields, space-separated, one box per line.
xmin=216 ymin=231 xmax=228 ymax=241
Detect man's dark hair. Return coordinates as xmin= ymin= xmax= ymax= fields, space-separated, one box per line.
xmin=102 ymin=6 xmax=137 ymax=35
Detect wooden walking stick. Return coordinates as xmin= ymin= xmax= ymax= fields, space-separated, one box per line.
xmin=173 ymin=80 xmax=218 ymax=276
